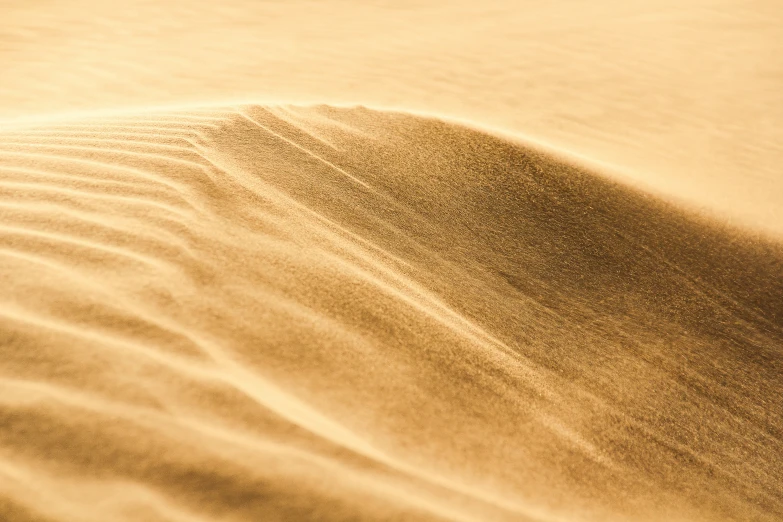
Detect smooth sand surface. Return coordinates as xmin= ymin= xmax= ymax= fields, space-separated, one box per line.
xmin=1 ymin=2 xmax=782 ymax=522
xmin=2 ymin=0 xmax=782 ymax=234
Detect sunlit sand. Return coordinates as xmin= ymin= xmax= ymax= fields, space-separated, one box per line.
xmin=1 ymin=2 xmax=782 ymax=522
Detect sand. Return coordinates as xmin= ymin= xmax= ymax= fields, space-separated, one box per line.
xmin=1 ymin=2 xmax=782 ymax=522
xmin=3 ymin=0 xmax=783 ymax=235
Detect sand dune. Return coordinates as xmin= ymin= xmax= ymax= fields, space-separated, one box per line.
xmin=3 ymin=1 xmax=783 ymax=234
xmin=0 ymin=104 xmax=780 ymax=521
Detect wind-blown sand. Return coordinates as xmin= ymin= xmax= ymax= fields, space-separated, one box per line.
xmin=3 ymin=0 xmax=783 ymax=235
xmin=2 ymin=0 xmax=783 ymax=520
xmin=0 ymin=104 xmax=781 ymax=521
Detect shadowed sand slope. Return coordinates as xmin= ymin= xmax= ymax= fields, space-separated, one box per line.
xmin=0 ymin=105 xmax=781 ymax=522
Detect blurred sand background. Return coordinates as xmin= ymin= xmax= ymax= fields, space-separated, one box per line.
xmin=2 ymin=0 xmax=783 ymax=234
xmin=0 ymin=1 xmax=782 ymax=521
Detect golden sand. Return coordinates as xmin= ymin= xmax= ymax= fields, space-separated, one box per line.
xmin=1 ymin=2 xmax=782 ymax=522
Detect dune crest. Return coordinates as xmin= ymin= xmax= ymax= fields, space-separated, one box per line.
xmin=0 ymin=104 xmax=781 ymax=522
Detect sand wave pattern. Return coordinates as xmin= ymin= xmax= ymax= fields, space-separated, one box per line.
xmin=0 ymin=105 xmax=781 ymax=522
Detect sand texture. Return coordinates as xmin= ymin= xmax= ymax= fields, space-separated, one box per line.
xmin=2 ymin=1 xmax=783 ymax=521
xmin=3 ymin=0 xmax=783 ymax=235
xmin=0 ymin=105 xmax=781 ymax=521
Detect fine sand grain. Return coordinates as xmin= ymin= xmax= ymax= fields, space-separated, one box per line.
xmin=0 ymin=105 xmax=781 ymax=521
xmin=2 ymin=1 xmax=783 ymax=520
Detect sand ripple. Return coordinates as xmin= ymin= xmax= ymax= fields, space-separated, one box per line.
xmin=0 ymin=105 xmax=781 ymax=521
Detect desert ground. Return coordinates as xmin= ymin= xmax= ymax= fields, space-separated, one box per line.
xmin=0 ymin=1 xmax=781 ymax=521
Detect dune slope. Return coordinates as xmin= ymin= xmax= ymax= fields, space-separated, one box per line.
xmin=0 ymin=105 xmax=781 ymax=522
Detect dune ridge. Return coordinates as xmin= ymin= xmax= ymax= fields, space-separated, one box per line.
xmin=0 ymin=104 xmax=781 ymax=522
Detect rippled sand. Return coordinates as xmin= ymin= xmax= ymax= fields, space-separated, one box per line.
xmin=4 ymin=0 xmax=783 ymax=234
xmin=2 ymin=1 xmax=783 ymax=521
xmin=0 ymin=105 xmax=780 ymax=521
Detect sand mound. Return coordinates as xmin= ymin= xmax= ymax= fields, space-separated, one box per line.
xmin=0 ymin=105 xmax=781 ymax=521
